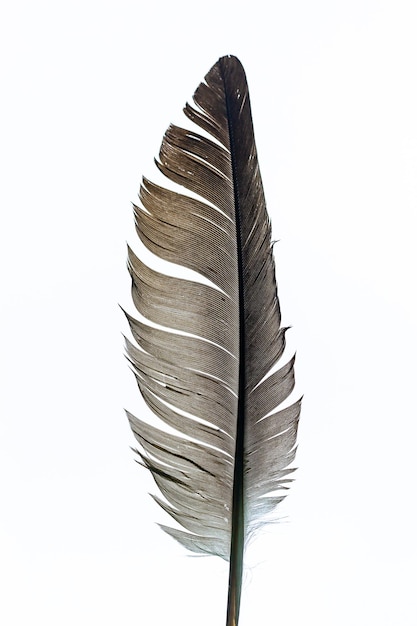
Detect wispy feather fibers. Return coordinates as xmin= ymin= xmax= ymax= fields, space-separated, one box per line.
xmin=125 ymin=55 xmax=301 ymax=626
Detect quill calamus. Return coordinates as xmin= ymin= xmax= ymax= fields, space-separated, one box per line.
xmin=125 ymin=55 xmax=301 ymax=626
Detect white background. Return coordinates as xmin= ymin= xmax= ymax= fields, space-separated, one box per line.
xmin=1 ymin=1 xmax=417 ymax=624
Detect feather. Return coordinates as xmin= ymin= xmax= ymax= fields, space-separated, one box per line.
xmin=125 ymin=55 xmax=301 ymax=626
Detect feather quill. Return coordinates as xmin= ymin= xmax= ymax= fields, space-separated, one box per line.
xmin=125 ymin=55 xmax=301 ymax=626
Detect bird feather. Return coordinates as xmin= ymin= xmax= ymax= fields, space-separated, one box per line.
xmin=125 ymin=55 xmax=301 ymax=626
